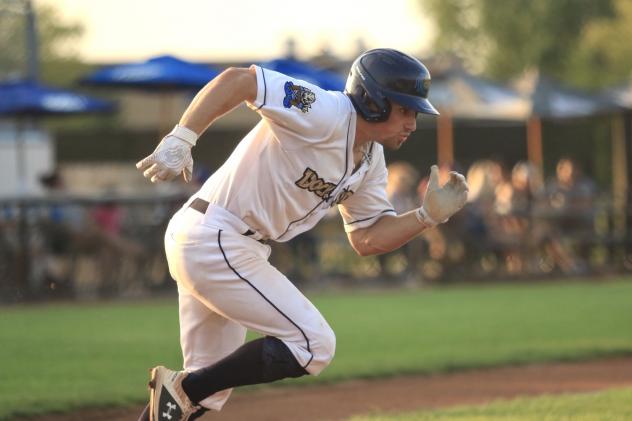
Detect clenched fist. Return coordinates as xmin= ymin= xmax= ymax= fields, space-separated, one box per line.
xmin=417 ymin=165 xmax=469 ymax=226
xmin=136 ymin=125 xmax=198 ymax=183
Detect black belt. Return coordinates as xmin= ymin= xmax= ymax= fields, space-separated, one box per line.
xmin=189 ymin=198 xmax=268 ymax=244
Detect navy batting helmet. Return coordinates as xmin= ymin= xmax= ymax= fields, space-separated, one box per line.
xmin=345 ymin=48 xmax=439 ymax=122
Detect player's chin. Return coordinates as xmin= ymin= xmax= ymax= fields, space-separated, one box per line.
xmin=384 ymin=137 xmax=406 ymax=151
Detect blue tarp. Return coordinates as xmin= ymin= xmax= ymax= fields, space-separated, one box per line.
xmin=259 ymin=58 xmax=346 ymax=91
xmin=0 ymin=79 xmax=115 ymax=116
xmin=80 ymin=55 xmax=220 ymax=90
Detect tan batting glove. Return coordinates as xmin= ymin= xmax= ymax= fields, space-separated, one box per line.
xmin=135 ymin=125 xmax=198 ymax=183
xmin=416 ymin=165 xmax=469 ymax=227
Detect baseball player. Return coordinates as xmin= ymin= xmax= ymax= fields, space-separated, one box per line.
xmin=135 ymin=48 xmax=468 ymax=421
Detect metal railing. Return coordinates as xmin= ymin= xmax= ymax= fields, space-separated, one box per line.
xmin=0 ymin=195 xmax=630 ymax=302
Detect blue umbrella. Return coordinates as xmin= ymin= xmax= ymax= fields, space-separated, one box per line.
xmin=0 ymin=79 xmax=115 ymax=116
xmin=80 ymin=55 xmax=220 ymax=90
xmin=0 ymin=79 xmax=115 ymax=194
xmin=259 ymin=58 xmax=346 ymax=91
xmin=80 ymin=55 xmax=221 ymax=135
xmin=0 ymin=79 xmax=116 ymax=294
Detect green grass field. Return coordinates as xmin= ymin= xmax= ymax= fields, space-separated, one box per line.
xmin=1 ymin=278 xmax=632 ymax=419
xmin=348 ymin=387 xmax=632 ymax=420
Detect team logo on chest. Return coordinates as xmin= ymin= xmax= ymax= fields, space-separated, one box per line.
xmin=283 ymin=81 xmax=316 ymax=113
xmin=295 ymin=168 xmax=336 ymax=199
xmin=295 ymin=168 xmax=354 ymax=204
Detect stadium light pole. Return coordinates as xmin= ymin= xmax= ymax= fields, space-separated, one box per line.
xmin=0 ymin=0 xmax=39 ymax=80
xmin=0 ymin=0 xmax=41 ymax=300
xmin=24 ymin=0 xmax=39 ymax=81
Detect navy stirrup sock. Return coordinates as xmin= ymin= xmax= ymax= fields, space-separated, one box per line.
xmin=182 ymin=336 xmax=308 ymax=404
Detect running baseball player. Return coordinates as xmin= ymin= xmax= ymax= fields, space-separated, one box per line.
xmin=135 ymin=48 xmax=468 ymax=421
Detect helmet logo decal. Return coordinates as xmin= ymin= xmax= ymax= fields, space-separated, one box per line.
xmin=283 ymin=81 xmax=316 ymax=113
xmin=411 ymin=79 xmax=431 ymax=97
xmin=424 ymin=79 xmax=431 ymax=91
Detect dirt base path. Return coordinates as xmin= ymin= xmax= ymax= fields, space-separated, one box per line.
xmin=18 ymin=357 xmax=632 ymax=421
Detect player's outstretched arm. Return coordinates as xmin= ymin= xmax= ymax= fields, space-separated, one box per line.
xmin=135 ymin=67 xmax=257 ymax=183
xmin=347 ymin=165 xmax=468 ymax=256
xmin=179 ymin=66 xmax=257 ymax=135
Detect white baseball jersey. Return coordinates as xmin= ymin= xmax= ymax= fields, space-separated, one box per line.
xmin=196 ymin=65 xmax=396 ymax=241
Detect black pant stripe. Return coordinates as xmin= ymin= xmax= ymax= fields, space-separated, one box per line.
xmin=217 ymin=230 xmax=314 ymax=369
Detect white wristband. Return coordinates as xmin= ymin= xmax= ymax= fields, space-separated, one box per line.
xmin=415 ymin=207 xmax=438 ymax=227
xmin=169 ymin=124 xmax=198 ymax=146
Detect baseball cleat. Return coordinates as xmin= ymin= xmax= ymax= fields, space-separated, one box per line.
xmin=148 ymin=366 xmax=201 ymax=421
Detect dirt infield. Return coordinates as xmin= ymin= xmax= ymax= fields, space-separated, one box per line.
xmin=18 ymin=356 xmax=632 ymax=421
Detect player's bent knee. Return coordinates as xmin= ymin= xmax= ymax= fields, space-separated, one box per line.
xmin=262 ymin=336 xmax=308 ymax=381
xmin=307 ymin=325 xmax=336 ymax=375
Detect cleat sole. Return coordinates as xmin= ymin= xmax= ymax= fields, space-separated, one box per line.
xmin=148 ymin=367 xmax=159 ymax=421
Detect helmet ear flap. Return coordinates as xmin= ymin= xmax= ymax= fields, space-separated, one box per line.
xmin=363 ymin=89 xmax=391 ymax=117
xmin=346 ymin=74 xmax=391 ymax=122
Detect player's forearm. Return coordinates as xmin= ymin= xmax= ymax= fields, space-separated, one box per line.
xmin=179 ymin=67 xmax=257 ymax=135
xmin=350 ymin=211 xmax=430 ymax=256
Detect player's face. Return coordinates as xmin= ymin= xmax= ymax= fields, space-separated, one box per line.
xmin=374 ymin=102 xmax=418 ymax=150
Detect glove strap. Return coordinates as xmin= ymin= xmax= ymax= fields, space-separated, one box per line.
xmin=169 ymin=124 xmax=199 ymax=146
xmin=415 ymin=207 xmax=438 ymax=227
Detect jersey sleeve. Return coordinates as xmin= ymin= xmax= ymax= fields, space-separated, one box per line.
xmin=338 ymin=147 xmax=397 ymax=232
xmin=246 ymin=65 xmax=344 ymax=148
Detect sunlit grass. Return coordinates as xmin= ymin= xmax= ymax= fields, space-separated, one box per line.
xmin=1 ymin=278 xmax=632 ymax=419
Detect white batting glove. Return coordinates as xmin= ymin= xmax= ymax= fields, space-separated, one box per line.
xmin=416 ymin=165 xmax=469 ymax=227
xmin=135 ymin=125 xmax=198 ymax=183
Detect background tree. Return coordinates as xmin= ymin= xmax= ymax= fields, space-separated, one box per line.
xmin=567 ymin=0 xmax=632 ymax=88
xmin=0 ymin=0 xmax=89 ymax=85
xmin=423 ymin=0 xmax=632 ymax=89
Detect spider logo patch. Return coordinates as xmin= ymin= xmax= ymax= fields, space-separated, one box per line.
xmin=283 ymin=81 xmax=316 ymax=113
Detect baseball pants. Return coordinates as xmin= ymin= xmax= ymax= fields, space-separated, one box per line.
xmin=164 ymin=201 xmax=336 ymax=410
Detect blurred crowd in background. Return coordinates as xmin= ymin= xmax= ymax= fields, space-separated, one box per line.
xmin=1 ymin=154 xmax=630 ymax=303
xmin=2 ymin=0 xmax=632 ymax=302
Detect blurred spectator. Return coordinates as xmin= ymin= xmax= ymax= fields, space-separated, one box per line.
xmin=86 ymin=192 xmax=145 ymax=296
xmin=388 ymin=161 xmax=420 ymax=213
xmin=545 ymin=157 xmax=597 ymax=223
xmin=508 ymin=161 xmax=543 ymax=214
xmin=35 ymin=173 xmax=147 ymax=297
xmin=91 ymin=200 xmax=123 ymax=236
xmin=465 ymin=159 xmax=505 ymax=216
xmin=416 ymin=162 xmax=468 ymax=281
xmin=459 ymin=160 xmax=507 ymax=275
xmin=492 ymin=161 xmax=543 ymax=274
xmin=34 ymin=170 xmax=85 ymax=295
xmin=538 ymin=157 xmax=598 ymax=274
xmin=378 ymin=161 xmax=420 ymax=280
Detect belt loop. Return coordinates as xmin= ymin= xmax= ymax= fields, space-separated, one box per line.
xmin=189 ymin=197 xmax=210 ymax=214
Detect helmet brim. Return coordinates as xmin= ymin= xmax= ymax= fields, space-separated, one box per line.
xmin=385 ymin=91 xmax=440 ymax=116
